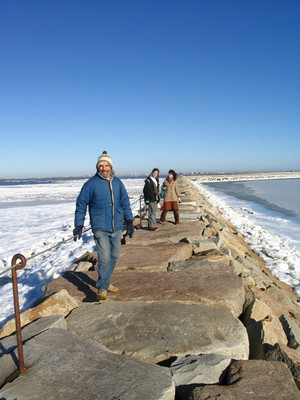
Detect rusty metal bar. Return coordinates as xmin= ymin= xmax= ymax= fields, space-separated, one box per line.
xmin=11 ymin=253 xmax=27 ymax=373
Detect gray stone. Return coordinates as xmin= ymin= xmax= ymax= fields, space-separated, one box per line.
xmin=0 ymin=289 xmax=79 ymax=338
xmin=280 ymin=315 xmax=300 ymax=350
xmin=188 ymin=360 xmax=300 ymax=400
xmin=67 ymin=301 xmax=249 ymax=363
xmin=0 ymin=315 xmax=67 ymax=387
xmin=73 ymin=261 xmax=93 ymax=272
xmin=265 ymin=343 xmax=300 ymax=389
xmin=0 ymin=314 xmax=66 ymax=356
xmin=167 ymin=258 xmax=231 ymax=272
xmin=170 ymin=353 xmax=231 ymax=385
xmin=128 ymin=221 xmax=207 ymax=246
xmin=166 ymin=259 xmax=244 ymax=317
xmin=117 ymin=241 xmax=193 ymax=271
xmin=246 ymin=317 xmax=287 ymax=359
xmin=0 ymin=328 xmax=175 ymax=400
xmin=230 ymin=258 xmax=244 ymax=276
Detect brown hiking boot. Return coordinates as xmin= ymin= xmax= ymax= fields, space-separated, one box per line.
xmin=96 ymin=289 xmax=107 ymax=301
xmin=108 ymin=284 xmax=119 ymax=293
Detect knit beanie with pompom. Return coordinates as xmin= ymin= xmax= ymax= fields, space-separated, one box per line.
xmin=96 ymin=151 xmax=113 ymax=170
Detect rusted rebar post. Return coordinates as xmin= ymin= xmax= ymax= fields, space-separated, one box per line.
xmin=11 ymin=253 xmax=27 ymax=373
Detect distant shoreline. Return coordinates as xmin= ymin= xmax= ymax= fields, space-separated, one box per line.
xmin=1 ymin=171 xmax=300 ymax=182
xmin=0 ymin=174 xmax=146 ymax=183
xmin=186 ymin=171 xmax=300 ymax=183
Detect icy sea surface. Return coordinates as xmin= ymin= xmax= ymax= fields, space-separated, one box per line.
xmin=192 ymin=178 xmax=300 ymax=296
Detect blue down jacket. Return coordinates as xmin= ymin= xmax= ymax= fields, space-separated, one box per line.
xmin=74 ymin=173 xmax=133 ymax=233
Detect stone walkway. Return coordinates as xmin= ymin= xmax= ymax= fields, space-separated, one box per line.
xmin=1 ymin=177 xmax=300 ymax=399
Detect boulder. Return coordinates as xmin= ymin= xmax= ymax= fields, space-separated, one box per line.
xmin=67 ymin=301 xmax=249 ymax=363
xmin=280 ymin=314 xmax=300 ymax=350
xmin=116 ymin=242 xmax=193 ymax=271
xmin=0 ymin=328 xmax=175 ymax=400
xmin=112 ymin=266 xmax=244 ymax=318
xmin=188 ymin=360 xmax=300 ymax=400
xmin=0 ymin=315 xmax=66 ymax=387
xmin=128 ymin=221 xmax=207 ymax=246
xmin=194 ymin=249 xmax=231 ymax=266
xmin=170 ymin=353 xmax=231 ymax=386
xmin=265 ymin=343 xmax=300 ymax=389
xmin=243 ymin=297 xmax=273 ymax=325
xmin=72 ymin=261 xmax=93 ymax=272
xmin=0 ymin=289 xmax=78 ymax=339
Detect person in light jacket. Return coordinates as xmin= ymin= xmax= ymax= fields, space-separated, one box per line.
xmin=73 ymin=151 xmax=134 ymax=301
xmin=143 ymin=168 xmax=160 ymax=231
xmin=160 ymin=169 xmax=181 ymax=225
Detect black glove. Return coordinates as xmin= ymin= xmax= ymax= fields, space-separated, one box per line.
xmin=145 ymin=199 xmax=150 ymax=205
xmin=125 ymin=221 xmax=134 ymax=238
xmin=73 ymin=226 xmax=83 ymax=241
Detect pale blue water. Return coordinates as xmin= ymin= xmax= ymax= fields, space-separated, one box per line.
xmin=203 ymin=178 xmax=300 ymax=252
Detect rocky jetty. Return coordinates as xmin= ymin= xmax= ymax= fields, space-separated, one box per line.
xmin=1 ymin=177 xmax=300 ymax=399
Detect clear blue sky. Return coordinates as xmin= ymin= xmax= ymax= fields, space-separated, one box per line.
xmin=1 ymin=0 xmax=299 ymax=178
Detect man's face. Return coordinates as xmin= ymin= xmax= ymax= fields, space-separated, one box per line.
xmin=99 ymin=163 xmax=111 ymax=177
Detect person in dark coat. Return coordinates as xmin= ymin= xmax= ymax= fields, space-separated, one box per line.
xmin=143 ymin=168 xmax=160 ymax=231
xmin=73 ymin=151 xmax=134 ymax=301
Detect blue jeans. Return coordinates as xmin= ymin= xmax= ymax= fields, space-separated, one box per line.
xmin=93 ymin=230 xmax=122 ymax=291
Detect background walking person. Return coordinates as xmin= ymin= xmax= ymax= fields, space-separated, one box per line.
xmin=160 ymin=169 xmax=181 ymax=225
xmin=143 ymin=168 xmax=160 ymax=231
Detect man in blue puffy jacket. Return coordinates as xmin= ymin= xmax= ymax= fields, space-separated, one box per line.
xmin=73 ymin=151 xmax=134 ymax=301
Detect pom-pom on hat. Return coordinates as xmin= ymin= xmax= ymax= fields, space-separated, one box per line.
xmin=96 ymin=150 xmax=113 ymax=170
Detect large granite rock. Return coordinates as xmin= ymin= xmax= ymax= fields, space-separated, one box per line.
xmin=170 ymin=353 xmax=231 ymax=386
xmin=0 ymin=315 xmax=67 ymax=387
xmin=113 ymin=267 xmax=243 ymax=318
xmin=42 ymin=263 xmax=244 ymax=318
xmin=188 ymin=360 xmax=300 ymax=400
xmin=243 ymin=297 xmax=288 ymax=359
xmin=166 ymin=259 xmax=244 ymax=317
xmin=280 ymin=314 xmax=300 ymax=350
xmin=67 ymin=301 xmax=249 ymax=363
xmin=129 ymin=221 xmax=207 ymax=246
xmin=0 ymin=289 xmax=79 ymax=339
xmin=0 ymin=314 xmax=66 ymax=357
xmin=247 ymin=284 xmax=300 ymax=328
xmin=116 ymin=241 xmax=193 ymax=271
xmin=265 ymin=343 xmax=300 ymax=390
xmin=0 ymin=328 xmax=175 ymax=400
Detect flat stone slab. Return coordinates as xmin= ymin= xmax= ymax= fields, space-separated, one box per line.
xmin=0 ymin=314 xmax=66 ymax=357
xmin=111 ymin=266 xmax=244 ymax=318
xmin=0 ymin=289 xmax=79 ymax=339
xmin=170 ymin=353 xmax=231 ymax=386
xmin=43 ymin=270 xmax=100 ymax=301
xmin=188 ymin=360 xmax=300 ymax=400
xmin=43 ymin=263 xmax=244 ymax=318
xmin=0 ymin=328 xmax=175 ymax=400
xmin=66 ymin=301 xmax=249 ymax=363
xmin=0 ymin=315 xmax=67 ymax=387
xmin=116 ymin=241 xmax=193 ymax=271
xmin=131 ymin=221 xmax=206 ymax=245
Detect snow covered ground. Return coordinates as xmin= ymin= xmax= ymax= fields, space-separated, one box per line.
xmin=0 ymin=177 xmax=145 ymax=328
